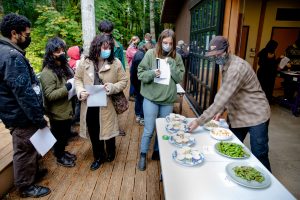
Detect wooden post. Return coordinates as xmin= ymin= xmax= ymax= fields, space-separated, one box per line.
xmin=253 ymin=0 xmax=268 ymax=72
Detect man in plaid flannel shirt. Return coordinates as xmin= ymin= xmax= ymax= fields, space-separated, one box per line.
xmin=188 ymin=36 xmax=271 ymax=172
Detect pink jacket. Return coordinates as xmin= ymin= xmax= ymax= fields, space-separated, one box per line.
xmin=67 ymin=46 xmax=80 ymax=70
xmin=126 ymin=46 xmax=138 ymax=67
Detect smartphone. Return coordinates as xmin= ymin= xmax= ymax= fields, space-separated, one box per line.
xmin=156 ymin=58 xmax=160 ymax=69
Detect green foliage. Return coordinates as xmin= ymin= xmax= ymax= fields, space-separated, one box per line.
xmin=95 ymin=0 xmax=163 ymax=48
xmin=26 ymin=5 xmax=82 ymax=72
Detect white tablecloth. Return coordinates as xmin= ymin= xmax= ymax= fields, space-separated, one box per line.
xmin=156 ymin=118 xmax=295 ymax=200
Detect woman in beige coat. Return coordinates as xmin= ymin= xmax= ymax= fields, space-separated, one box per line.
xmin=75 ymin=34 xmax=128 ymax=170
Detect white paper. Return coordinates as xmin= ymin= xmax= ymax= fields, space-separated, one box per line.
xmin=154 ymin=58 xmax=170 ymax=85
xmin=67 ymin=78 xmax=76 ymax=100
xmin=154 ymin=77 xmax=170 ymax=85
xmin=279 ymin=56 xmax=290 ymax=69
xmin=85 ymin=85 xmax=107 ymax=107
xmin=158 ymin=59 xmax=170 ymax=79
xmin=30 ymin=127 xmax=56 ymax=156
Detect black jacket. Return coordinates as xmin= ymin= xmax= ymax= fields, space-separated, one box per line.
xmin=130 ymin=49 xmax=146 ymax=92
xmin=0 ymin=37 xmax=47 ymax=129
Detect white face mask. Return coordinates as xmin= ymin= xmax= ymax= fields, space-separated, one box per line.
xmin=162 ymin=43 xmax=172 ymax=52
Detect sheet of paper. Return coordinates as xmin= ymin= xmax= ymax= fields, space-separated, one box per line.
xmin=158 ymin=59 xmax=170 ymax=79
xmin=30 ymin=127 xmax=56 ymax=156
xmin=67 ymin=78 xmax=76 ymax=100
xmin=154 ymin=58 xmax=170 ymax=85
xmin=85 ymin=85 xmax=107 ymax=107
xmin=279 ymin=56 xmax=290 ymax=69
xmin=154 ymin=77 xmax=170 ymax=85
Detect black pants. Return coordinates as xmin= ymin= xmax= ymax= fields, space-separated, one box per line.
xmin=11 ymin=125 xmax=39 ymax=188
xmin=50 ymin=119 xmax=71 ymax=158
xmin=86 ymin=107 xmax=115 ymax=160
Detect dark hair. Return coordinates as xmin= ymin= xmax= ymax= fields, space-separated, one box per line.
xmin=78 ymin=46 xmax=83 ymax=54
xmin=43 ymin=37 xmax=72 ymax=80
xmin=87 ymin=34 xmax=115 ymax=68
xmin=0 ymin=13 xmax=31 ymax=38
xmin=98 ymin=20 xmax=114 ymax=33
xmin=265 ymin=40 xmax=278 ymax=54
xmin=156 ymin=29 xmax=176 ymax=59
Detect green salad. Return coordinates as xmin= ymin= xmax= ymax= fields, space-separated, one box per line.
xmin=216 ymin=142 xmax=250 ymax=158
xmin=233 ymin=166 xmax=265 ymax=183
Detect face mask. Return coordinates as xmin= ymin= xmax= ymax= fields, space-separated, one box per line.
xmin=56 ymin=53 xmax=67 ymax=63
xmin=215 ymin=53 xmax=229 ymax=65
xmin=17 ymin=35 xmax=31 ymax=50
xmin=162 ymin=43 xmax=172 ymax=52
xmin=100 ymin=49 xmax=111 ymax=59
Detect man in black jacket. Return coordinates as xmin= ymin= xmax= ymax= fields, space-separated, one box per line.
xmin=0 ymin=13 xmax=50 ymax=198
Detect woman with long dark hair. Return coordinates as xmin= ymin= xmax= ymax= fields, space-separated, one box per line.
xmin=39 ymin=37 xmax=77 ymax=167
xmin=137 ymin=29 xmax=185 ymax=171
xmin=257 ymin=40 xmax=280 ymax=102
xmin=75 ymin=34 xmax=128 ymax=171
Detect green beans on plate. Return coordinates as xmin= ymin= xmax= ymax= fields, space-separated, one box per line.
xmin=233 ymin=166 xmax=265 ymax=183
xmin=215 ymin=142 xmax=250 ymax=158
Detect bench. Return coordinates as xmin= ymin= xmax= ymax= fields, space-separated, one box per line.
xmin=0 ymin=122 xmax=14 ymax=199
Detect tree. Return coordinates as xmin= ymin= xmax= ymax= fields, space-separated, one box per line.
xmin=81 ymin=0 xmax=95 ymax=54
xmin=149 ymin=0 xmax=155 ymax=40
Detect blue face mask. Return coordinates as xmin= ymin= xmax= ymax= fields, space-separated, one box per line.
xmin=100 ymin=49 xmax=111 ymax=59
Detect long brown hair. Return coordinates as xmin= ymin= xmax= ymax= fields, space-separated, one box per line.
xmin=156 ymin=29 xmax=176 ymax=59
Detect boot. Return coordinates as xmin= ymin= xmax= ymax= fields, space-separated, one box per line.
xmin=138 ymin=153 xmax=147 ymax=171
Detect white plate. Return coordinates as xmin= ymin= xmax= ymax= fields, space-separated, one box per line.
xmin=210 ymin=127 xmax=233 ymax=140
xmin=203 ymin=120 xmax=220 ymax=131
xmin=172 ymin=150 xmax=204 ymax=167
xmin=165 ymin=123 xmax=189 ymax=134
xmin=226 ymin=162 xmax=271 ymax=189
xmin=165 ymin=114 xmax=187 ymax=124
xmin=169 ymin=135 xmax=196 ymax=147
xmin=215 ymin=142 xmax=250 ymax=159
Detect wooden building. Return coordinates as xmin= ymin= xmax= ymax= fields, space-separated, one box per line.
xmin=161 ymin=0 xmax=300 ymax=114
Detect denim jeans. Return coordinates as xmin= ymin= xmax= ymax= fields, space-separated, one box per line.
xmin=140 ymin=98 xmax=173 ymax=154
xmin=230 ymin=120 xmax=271 ymax=172
xmin=135 ymin=92 xmax=144 ymax=118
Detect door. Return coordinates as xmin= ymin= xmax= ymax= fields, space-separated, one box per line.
xmin=187 ymin=0 xmax=225 ymax=114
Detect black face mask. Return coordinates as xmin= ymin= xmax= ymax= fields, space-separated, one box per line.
xmin=17 ymin=36 xmax=31 ymax=50
xmin=56 ymin=53 xmax=67 ymax=64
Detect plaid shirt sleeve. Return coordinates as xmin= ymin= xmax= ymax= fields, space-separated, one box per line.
xmin=196 ymin=67 xmax=243 ymax=126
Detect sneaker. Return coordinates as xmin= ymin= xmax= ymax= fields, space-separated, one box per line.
xmin=56 ymin=155 xmax=75 ymax=168
xmin=136 ymin=116 xmax=141 ymax=123
xmin=139 ymin=118 xmax=144 ymax=126
xmin=64 ymin=151 xmax=77 ymax=161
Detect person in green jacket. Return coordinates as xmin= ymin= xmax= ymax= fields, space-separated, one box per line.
xmin=40 ymin=37 xmax=77 ymax=168
xmin=138 ymin=33 xmax=156 ymax=49
xmin=137 ymin=29 xmax=185 ymax=171
xmin=98 ymin=20 xmax=125 ymax=71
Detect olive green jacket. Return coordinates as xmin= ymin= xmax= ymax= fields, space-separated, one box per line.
xmin=39 ymin=67 xmax=73 ymax=120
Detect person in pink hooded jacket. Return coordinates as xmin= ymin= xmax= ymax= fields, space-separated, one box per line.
xmin=67 ymin=46 xmax=82 ymax=71
xmin=67 ymin=46 xmax=82 ymax=129
xmin=126 ymin=36 xmax=140 ymax=101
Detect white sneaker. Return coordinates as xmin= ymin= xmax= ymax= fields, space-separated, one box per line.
xmin=136 ymin=116 xmax=141 ymax=123
xmin=139 ymin=118 xmax=144 ymax=126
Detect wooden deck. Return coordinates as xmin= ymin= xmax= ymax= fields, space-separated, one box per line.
xmin=1 ymin=77 xmax=196 ymax=200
